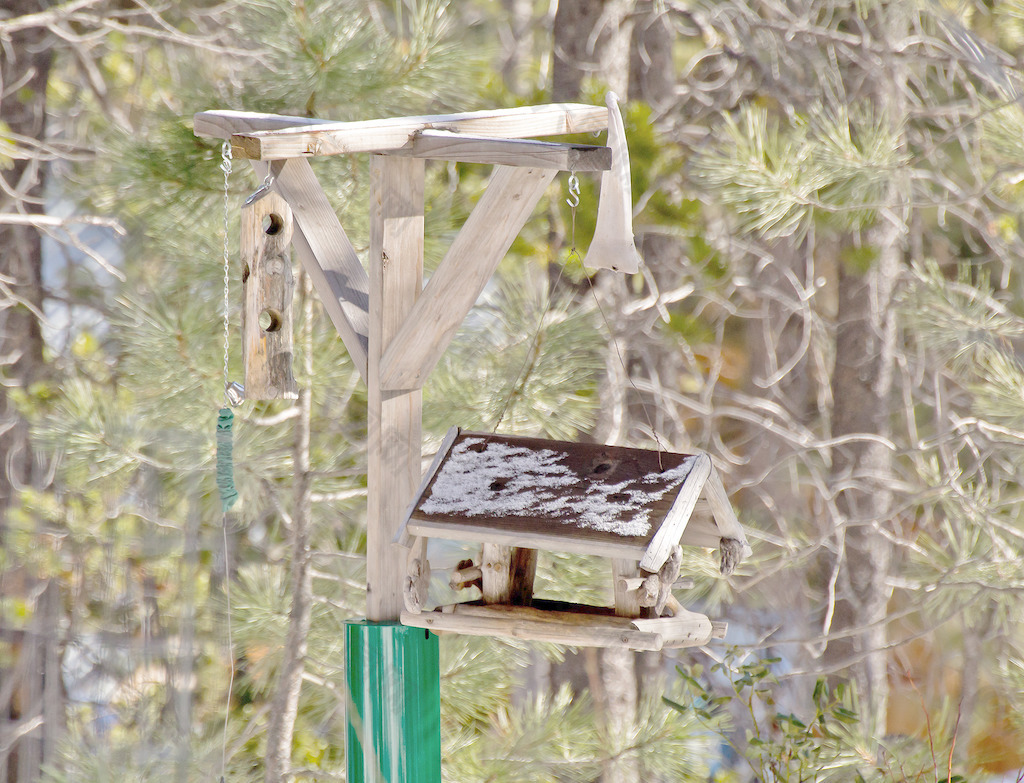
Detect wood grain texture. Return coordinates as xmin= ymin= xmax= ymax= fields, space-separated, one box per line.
xmin=406 ymin=517 xmax=647 ymax=561
xmin=240 ymin=191 xmax=297 ymax=400
xmin=379 ymin=166 xmax=557 ymax=390
xmin=639 ymin=453 xmax=711 ymax=572
xmin=394 ymin=426 xmax=460 ymax=547
xmin=270 ymin=159 xmax=370 ymax=381
xmin=366 ymin=155 xmax=425 ymax=621
xmin=612 ymin=559 xmax=643 ymax=618
xmin=223 ymin=103 xmax=609 ymax=160
xmin=394 ymin=132 xmax=611 ymax=170
xmin=401 ymin=600 xmax=716 ymax=650
xmin=703 ymin=464 xmax=748 ymax=544
xmin=193 ymin=110 xmax=331 ymax=140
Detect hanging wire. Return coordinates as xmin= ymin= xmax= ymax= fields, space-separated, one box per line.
xmin=218 ymin=140 xmax=237 ymax=782
xmin=567 ymin=169 xmax=665 ymax=458
xmin=221 ymin=143 xmax=234 ymax=399
xmin=492 ymin=170 xmax=578 ymax=433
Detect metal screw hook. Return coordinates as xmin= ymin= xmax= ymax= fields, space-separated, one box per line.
xmin=565 ymin=171 xmax=581 ymax=209
xmin=245 ymin=169 xmax=276 ymax=206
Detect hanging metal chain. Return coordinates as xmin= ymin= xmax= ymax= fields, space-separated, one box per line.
xmin=221 ymin=142 xmax=233 ymax=398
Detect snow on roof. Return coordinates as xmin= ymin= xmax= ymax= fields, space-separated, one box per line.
xmin=417 ymin=435 xmax=697 ymax=539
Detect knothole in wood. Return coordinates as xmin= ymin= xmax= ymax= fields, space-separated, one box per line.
xmin=259 ymin=308 xmax=282 ymax=332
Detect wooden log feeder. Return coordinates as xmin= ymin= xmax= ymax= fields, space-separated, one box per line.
xmin=194 ymin=99 xmax=751 ymax=783
xmin=396 ymin=428 xmax=750 ymax=651
xmin=241 ymin=190 xmax=298 ymax=400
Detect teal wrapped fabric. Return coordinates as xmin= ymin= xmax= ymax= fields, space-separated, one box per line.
xmin=216 ymin=408 xmax=238 ymax=511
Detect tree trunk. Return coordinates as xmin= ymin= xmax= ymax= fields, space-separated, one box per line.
xmin=264 ymin=273 xmax=314 ymax=783
xmin=1 ymin=5 xmax=56 ymax=781
xmin=821 ymin=7 xmax=907 ymax=730
xmin=552 ymin=0 xmax=635 ymax=101
xmin=0 ymin=0 xmax=49 ymax=511
xmin=823 ymin=231 xmax=900 ymax=729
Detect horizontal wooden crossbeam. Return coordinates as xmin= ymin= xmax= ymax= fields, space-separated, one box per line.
xmin=225 ymin=103 xmax=609 ymax=161
xmin=393 ymin=131 xmax=611 ymax=170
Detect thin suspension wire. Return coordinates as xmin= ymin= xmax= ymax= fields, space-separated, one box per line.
xmin=562 ymin=169 xmax=665 ymax=458
xmin=221 ymin=142 xmax=233 ymax=399
xmin=491 ymin=173 xmax=580 ymax=433
xmin=218 ymin=140 xmax=236 ymax=783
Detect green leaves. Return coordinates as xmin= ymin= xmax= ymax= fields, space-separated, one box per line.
xmin=668 ymin=653 xmax=967 ymax=781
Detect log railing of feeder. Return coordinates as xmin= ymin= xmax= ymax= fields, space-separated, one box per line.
xmin=241 ymin=190 xmax=298 ymax=400
xmin=408 ymin=601 xmax=716 ymax=651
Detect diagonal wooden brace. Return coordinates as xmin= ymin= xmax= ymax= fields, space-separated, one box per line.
xmin=378 ymin=165 xmax=556 ymax=390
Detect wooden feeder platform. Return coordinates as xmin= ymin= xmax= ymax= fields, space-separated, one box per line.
xmin=397 ymin=428 xmax=750 ymax=650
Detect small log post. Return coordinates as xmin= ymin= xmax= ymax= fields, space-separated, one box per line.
xmin=403 ymin=537 xmax=430 ymax=614
xmin=481 ymin=544 xmax=538 ymax=605
xmin=241 ymin=191 xmax=298 ymax=400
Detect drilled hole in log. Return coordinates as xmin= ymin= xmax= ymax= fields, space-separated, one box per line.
xmin=241 ymin=263 xmax=250 ymax=284
xmin=259 ymin=309 xmax=282 ymax=332
xmin=262 ymin=213 xmax=284 ymax=235
xmin=489 ymin=480 xmax=507 ymax=491
xmin=593 ymin=462 xmax=612 ymax=474
xmin=609 ymin=492 xmax=630 ymax=502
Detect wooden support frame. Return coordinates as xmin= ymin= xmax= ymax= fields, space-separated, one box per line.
xmin=366 ymin=155 xmax=425 ymax=621
xmin=225 ymin=103 xmax=609 ymax=160
xmin=266 ymin=159 xmax=370 ymax=380
xmin=380 ymin=166 xmax=557 ymax=390
xmin=394 ymin=133 xmax=611 ymax=170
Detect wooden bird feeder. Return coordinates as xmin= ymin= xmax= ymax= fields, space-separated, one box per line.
xmin=397 ymin=428 xmax=750 ymax=651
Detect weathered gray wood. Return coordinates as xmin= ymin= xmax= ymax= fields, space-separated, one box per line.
xmin=703 ymin=464 xmax=748 ymax=543
xmin=403 ymin=537 xmax=430 ymax=614
xmin=632 ymin=607 xmax=713 ymax=647
xmin=480 ymin=545 xmax=537 ymax=605
xmin=394 ymin=426 xmax=460 ymax=547
xmin=481 ymin=544 xmax=510 ymax=604
xmin=269 ymin=159 xmax=370 ymax=381
xmin=226 ymin=103 xmax=609 ymax=160
xmin=194 ymin=115 xmax=371 ymax=380
xmin=193 ymin=110 xmax=331 ymax=140
xmin=240 ymin=191 xmax=297 ymax=400
xmin=395 ymin=131 xmax=611 ymax=170
xmin=678 ymin=519 xmax=729 ymax=550
xmin=639 ymin=453 xmax=712 ymax=572
xmin=379 ymin=166 xmax=557 ymax=390
xmin=401 ymin=600 xmax=717 ymax=650
xmin=448 ymin=563 xmax=482 ymax=592
xmin=402 ymin=604 xmax=665 ymax=650
xmin=612 ymin=559 xmax=643 ymax=618
xmin=366 ymin=155 xmax=425 ymax=622
xmin=405 ymin=517 xmax=648 ymax=561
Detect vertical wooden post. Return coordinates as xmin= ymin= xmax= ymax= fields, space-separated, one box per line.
xmin=348 ymin=155 xmax=439 ymax=783
xmin=366 ymin=153 xmax=424 ymax=621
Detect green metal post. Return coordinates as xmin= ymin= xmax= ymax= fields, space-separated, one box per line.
xmin=345 ymin=620 xmax=441 ymax=783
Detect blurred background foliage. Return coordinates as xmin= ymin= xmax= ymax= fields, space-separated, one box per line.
xmin=3 ymin=0 xmax=1024 ymax=781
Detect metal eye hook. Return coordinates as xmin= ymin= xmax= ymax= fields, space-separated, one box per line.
xmin=565 ymin=171 xmax=581 ymax=209
xmin=245 ymin=169 xmax=276 ymax=206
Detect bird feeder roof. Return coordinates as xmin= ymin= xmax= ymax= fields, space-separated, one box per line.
xmin=397 ymin=428 xmax=748 ymax=572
